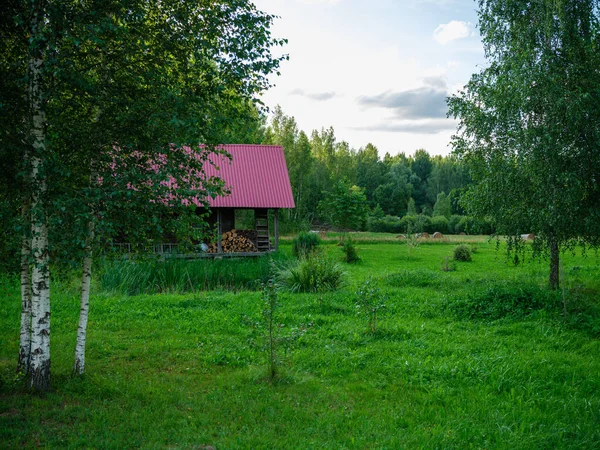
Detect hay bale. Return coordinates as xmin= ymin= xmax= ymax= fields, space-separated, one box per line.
xmin=396 ymin=234 xmax=405 ymax=239
xmin=460 ymin=232 xmax=466 ymax=236
xmin=421 ymin=232 xmax=430 ymax=239
xmin=520 ymin=233 xmax=535 ymax=240
xmin=432 ymin=232 xmax=443 ymax=239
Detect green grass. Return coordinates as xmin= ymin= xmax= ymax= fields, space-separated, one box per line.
xmin=99 ymin=252 xmax=291 ymax=295
xmin=1 ymin=236 xmax=599 ymax=448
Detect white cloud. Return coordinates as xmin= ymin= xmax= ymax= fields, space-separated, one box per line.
xmin=433 ymin=20 xmax=473 ymax=45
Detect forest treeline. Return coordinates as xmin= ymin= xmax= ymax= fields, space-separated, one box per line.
xmin=244 ymin=106 xmax=492 ymax=235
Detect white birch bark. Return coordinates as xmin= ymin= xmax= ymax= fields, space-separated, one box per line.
xmin=74 ymin=219 xmax=94 ymax=375
xmin=17 ymin=214 xmax=32 ymax=374
xmin=28 ymin=0 xmax=51 ymax=391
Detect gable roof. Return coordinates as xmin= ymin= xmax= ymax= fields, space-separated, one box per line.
xmin=203 ymin=144 xmax=295 ymax=209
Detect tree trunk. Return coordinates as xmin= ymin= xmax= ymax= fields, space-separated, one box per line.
xmin=28 ymin=0 xmax=51 ymax=391
xmin=74 ymin=219 xmax=94 ymax=375
xmin=549 ymin=238 xmax=560 ymax=290
xmin=18 ymin=211 xmax=32 ymax=374
xmin=29 ymin=217 xmax=50 ymax=391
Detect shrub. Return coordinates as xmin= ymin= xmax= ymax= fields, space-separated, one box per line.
xmin=448 ymin=215 xmax=463 ymax=234
xmin=400 ymin=214 xmax=431 ymax=233
xmin=453 ymin=245 xmax=472 ymax=261
xmin=456 ymin=216 xmax=495 ymax=235
xmin=291 ymin=231 xmax=321 ymax=257
xmin=430 ymin=216 xmax=449 ymax=234
xmin=275 ymin=255 xmax=345 ymax=293
xmin=367 ymin=215 xmax=403 ymax=233
xmin=342 ymin=238 xmax=360 ymax=263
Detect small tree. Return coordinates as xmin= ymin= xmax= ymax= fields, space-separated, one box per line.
xmin=433 ymin=192 xmax=451 ymax=219
xmin=355 ymin=278 xmax=386 ymax=333
xmin=318 ymin=180 xmax=368 ymax=241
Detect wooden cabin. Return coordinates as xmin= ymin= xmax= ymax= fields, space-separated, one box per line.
xmin=200 ymin=144 xmax=295 ymax=256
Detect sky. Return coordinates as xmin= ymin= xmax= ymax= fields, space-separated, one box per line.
xmin=252 ymin=0 xmax=487 ymax=157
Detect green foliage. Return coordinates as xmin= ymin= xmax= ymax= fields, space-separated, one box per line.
xmin=275 ymin=255 xmax=345 ymax=293
xmin=453 ymin=245 xmax=472 ymax=262
xmin=430 ymin=216 xmax=449 ymax=234
xmin=367 ymin=215 xmax=403 ymax=234
xmin=318 ymin=180 xmax=368 ymax=232
xmin=406 ymin=197 xmax=417 ymax=216
xmin=432 ymin=192 xmax=451 ymax=219
xmin=400 ymin=214 xmax=431 ymax=234
xmin=355 ymin=278 xmax=386 ymax=333
xmin=341 ymin=238 xmax=360 ymax=263
xmin=448 ymin=215 xmax=463 ymax=234
xmin=448 ymin=283 xmax=559 ymax=321
xmin=291 ymin=232 xmax=321 ymax=257
xmin=448 ymin=0 xmax=600 ymax=288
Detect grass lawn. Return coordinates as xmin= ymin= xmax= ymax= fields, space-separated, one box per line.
xmin=1 ymin=236 xmax=599 ymax=449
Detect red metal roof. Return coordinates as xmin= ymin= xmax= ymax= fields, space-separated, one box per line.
xmin=203 ymin=144 xmax=295 ymax=209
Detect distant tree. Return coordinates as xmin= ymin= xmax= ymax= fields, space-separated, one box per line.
xmin=433 ymin=192 xmax=452 ymax=219
xmin=449 ymin=0 xmax=600 ymax=289
xmin=356 ymin=143 xmax=386 ymax=207
xmin=373 ymin=162 xmax=413 ymax=216
xmin=318 ymin=181 xmax=368 ymax=239
xmin=406 ymin=198 xmax=417 ymax=216
xmin=410 ymin=149 xmax=433 ymax=211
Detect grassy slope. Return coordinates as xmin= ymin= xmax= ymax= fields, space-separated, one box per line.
xmin=1 ymin=237 xmax=599 ymax=449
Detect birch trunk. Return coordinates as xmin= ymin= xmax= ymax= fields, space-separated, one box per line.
xmin=28 ymin=0 xmax=51 ymax=391
xmin=17 ymin=212 xmax=32 ymax=374
xmin=74 ymin=219 xmax=94 ymax=375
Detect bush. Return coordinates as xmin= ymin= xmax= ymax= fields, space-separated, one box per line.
xmin=456 ymin=216 xmax=495 ymax=235
xmin=400 ymin=214 xmax=431 ymax=233
xmin=430 ymin=216 xmax=449 ymax=234
xmin=453 ymin=245 xmax=472 ymax=262
xmin=367 ymin=215 xmax=403 ymax=233
xmin=275 ymin=255 xmax=345 ymax=293
xmin=291 ymin=232 xmax=321 ymax=257
xmin=342 ymin=238 xmax=360 ymax=263
xmin=448 ymin=215 xmax=463 ymax=234
xmin=448 ymin=283 xmax=559 ymax=320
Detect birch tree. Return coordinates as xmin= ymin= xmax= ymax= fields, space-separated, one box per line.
xmin=27 ymin=0 xmax=51 ymax=391
xmin=1 ymin=0 xmax=286 ymax=388
xmin=449 ymin=0 xmax=600 ymax=289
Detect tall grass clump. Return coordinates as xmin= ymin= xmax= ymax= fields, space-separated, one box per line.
xmin=291 ymin=231 xmax=321 ymax=257
xmin=99 ymin=253 xmax=289 ymax=295
xmin=447 ymin=282 xmax=560 ymax=320
xmin=275 ymin=255 xmax=345 ymax=293
xmin=341 ymin=237 xmax=360 ymax=263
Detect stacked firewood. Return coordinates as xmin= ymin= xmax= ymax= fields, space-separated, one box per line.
xmin=206 ymin=229 xmax=258 ymax=253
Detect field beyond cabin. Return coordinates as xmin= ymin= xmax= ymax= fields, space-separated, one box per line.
xmin=1 ymin=234 xmax=599 ymax=449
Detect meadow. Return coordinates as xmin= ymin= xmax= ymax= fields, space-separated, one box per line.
xmin=1 ymin=234 xmax=599 ymax=449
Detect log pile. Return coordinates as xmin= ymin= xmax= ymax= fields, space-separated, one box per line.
xmin=206 ymin=229 xmax=258 ymax=253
